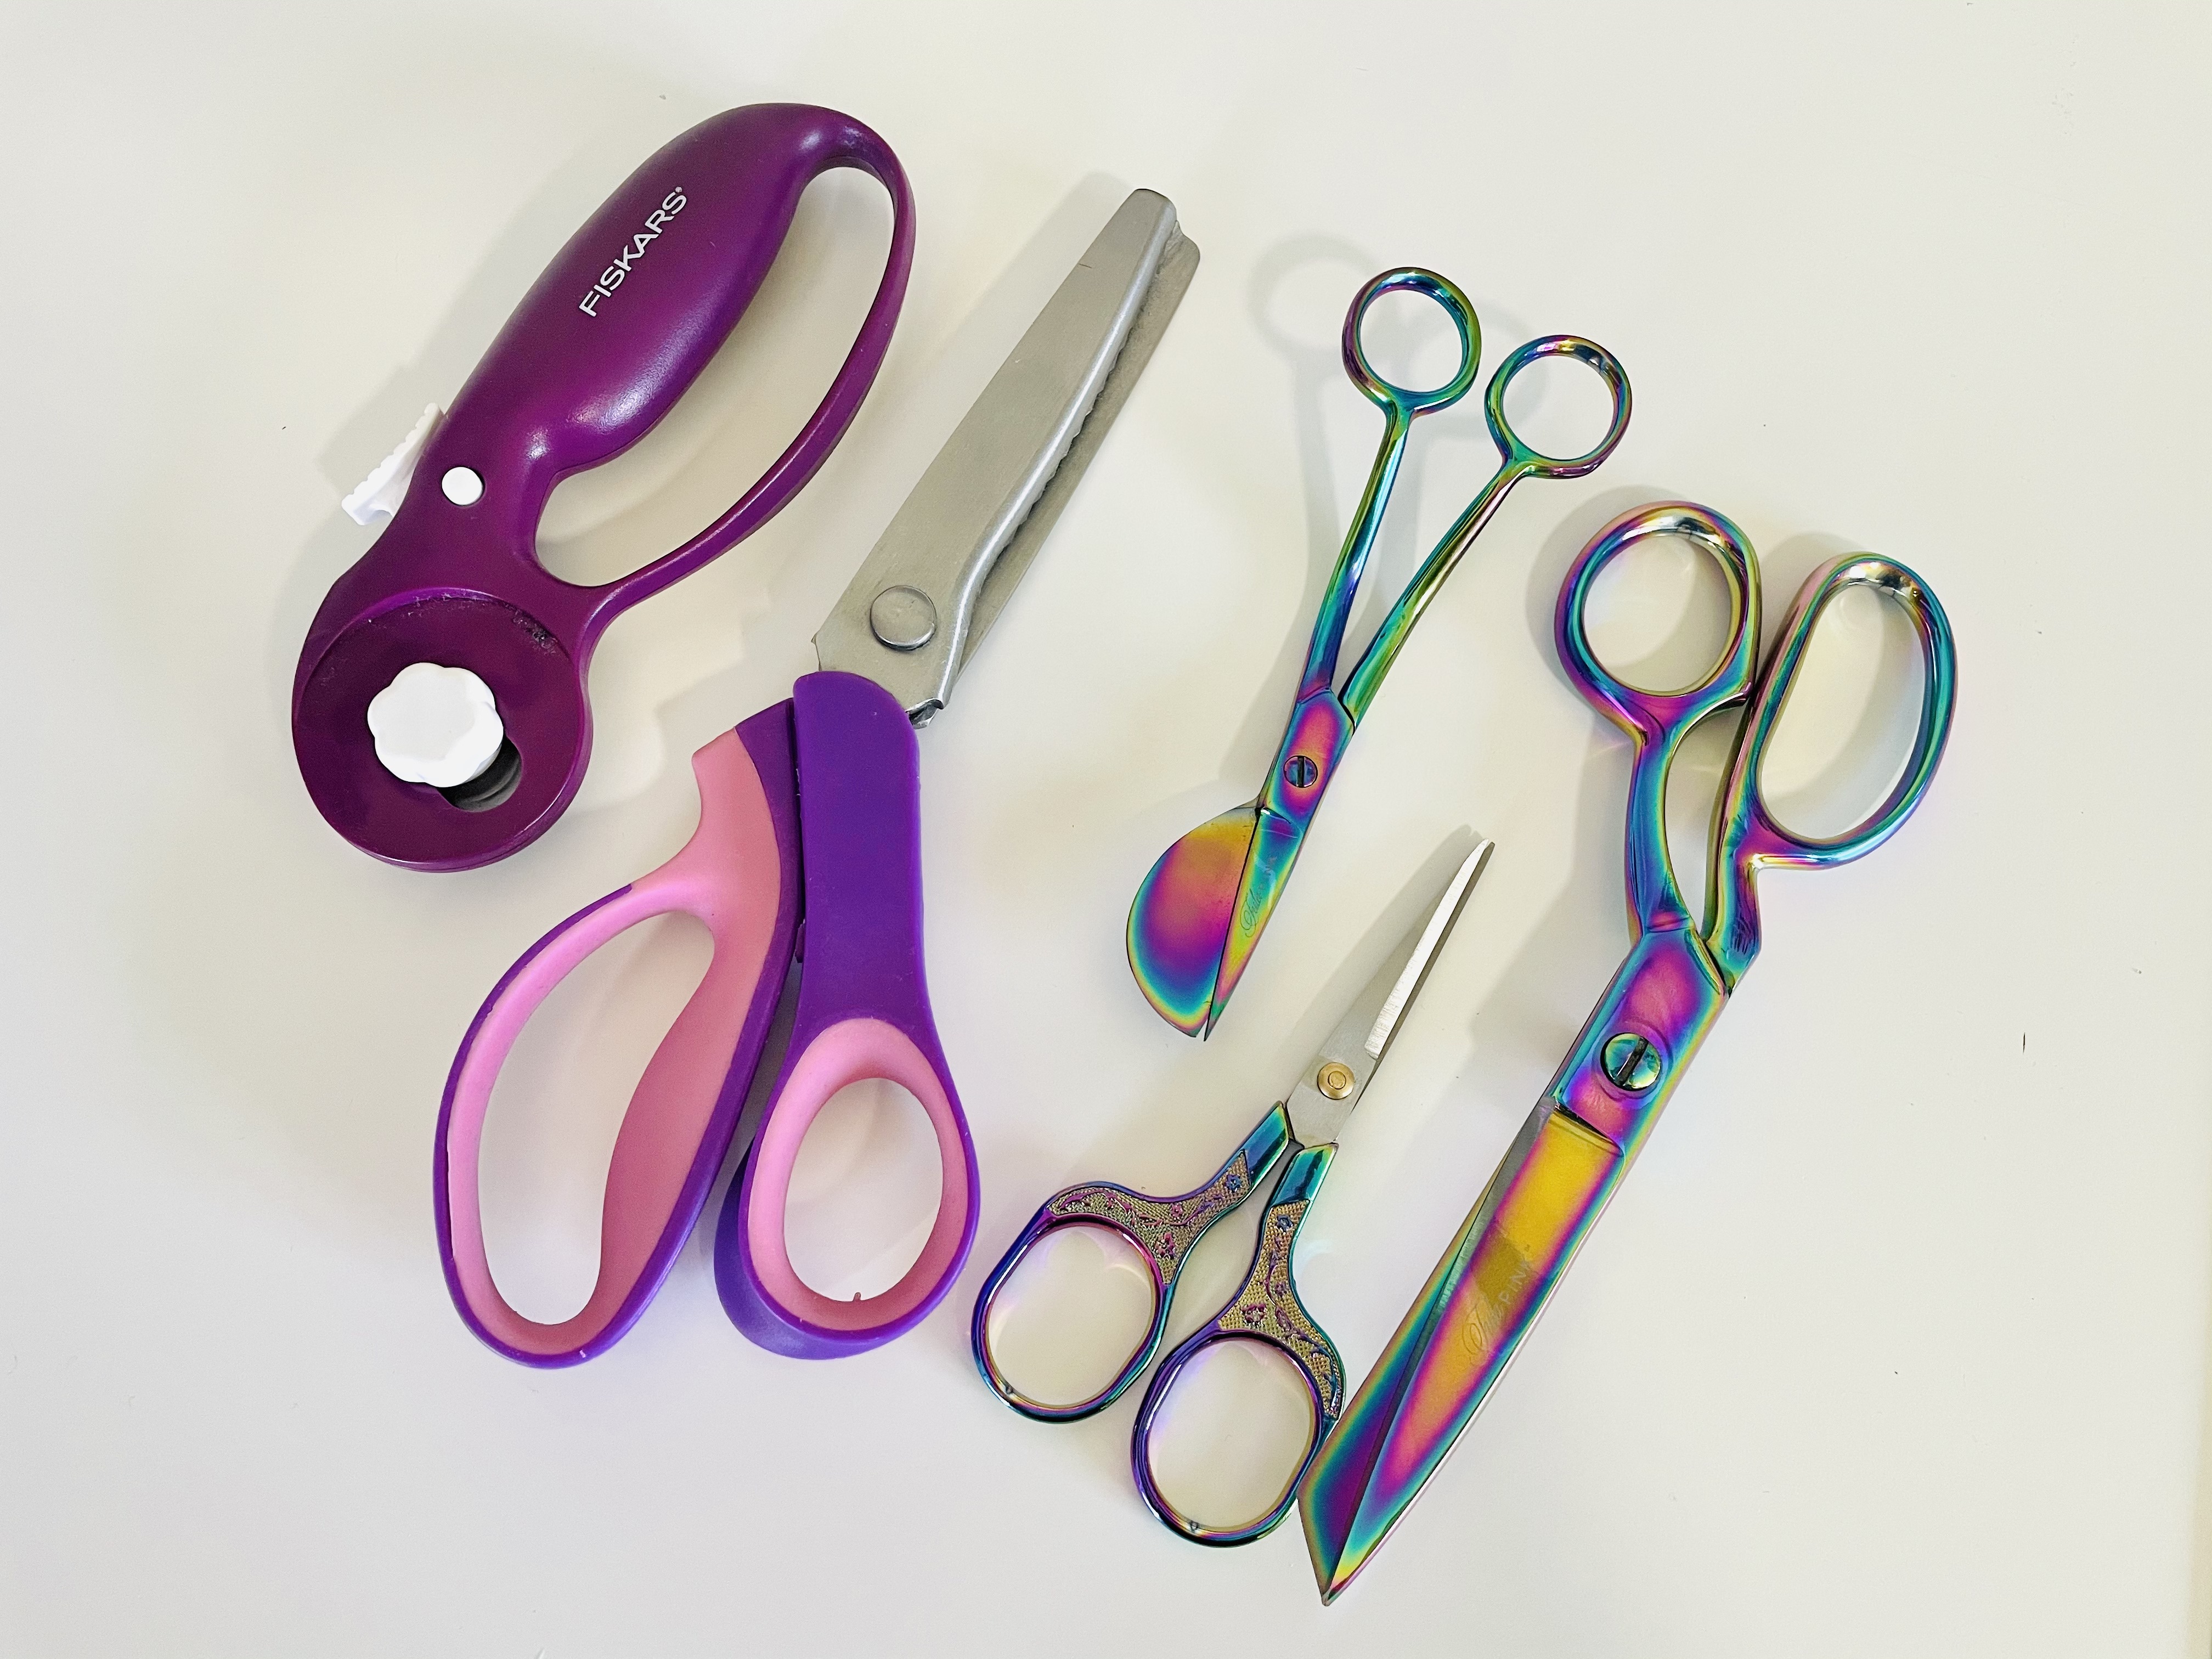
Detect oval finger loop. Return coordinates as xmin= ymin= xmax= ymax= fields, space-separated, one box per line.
xmin=1733 ymin=554 xmax=1960 ymax=870
xmin=1341 ymin=267 xmax=1482 ymax=416
xmin=718 ymin=1014 xmax=976 ymax=1356
xmin=971 ymin=1204 xmax=1170 ymax=1421
xmin=1555 ymin=501 xmax=1762 ymax=746
xmin=1703 ymin=555 xmax=1957 ymax=990
xmin=972 ymin=1110 xmax=1293 ymax=1419
xmin=1489 ymin=334 xmax=1633 ymax=478
xmin=436 ymin=723 xmax=799 ymax=1366
xmin=1132 ymin=1329 xmax=1330 ymax=1545
xmin=1130 ymin=1142 xmax=1345 ymax=1544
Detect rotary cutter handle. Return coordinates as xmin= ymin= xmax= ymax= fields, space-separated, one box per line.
xmin=436 ymin=674 xmax=978 ymax=1365
xmin=292 ymin=104 xmax=917 ymax=871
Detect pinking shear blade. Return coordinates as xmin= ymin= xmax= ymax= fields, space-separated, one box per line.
xmin=1128 ymin=269 xmax=1630 ymax=1036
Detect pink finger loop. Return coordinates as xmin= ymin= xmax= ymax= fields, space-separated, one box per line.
xmin=434 ymin=718 xmax=799 ymax=1365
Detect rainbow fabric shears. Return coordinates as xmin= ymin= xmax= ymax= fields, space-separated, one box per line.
xmin=435 ymin=192 xmax=1199 ymax=1366
xmin=973 ymin=842 xmax=1492 ymax=1544
xmin=1127 ymin=268 xmax=1630 ymax=1036
xmin=1300 ymin=502 xmax=1959 ymax=1600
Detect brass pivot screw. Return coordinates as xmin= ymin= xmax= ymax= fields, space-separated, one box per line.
xmin=1601 ymin=1032 xmax=1662 ymax=1092
xmin=1316 ymin=1060 xmax=1357 ymax=1100
xmin=1283 ymin=753 xmax=1319 ymax=788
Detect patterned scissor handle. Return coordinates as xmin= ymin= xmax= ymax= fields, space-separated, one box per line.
xmin=1130 ymin=1144 xmax=1347 ymax=1545
xmin=970 ymin=1108 xmax=1293 ymax=1420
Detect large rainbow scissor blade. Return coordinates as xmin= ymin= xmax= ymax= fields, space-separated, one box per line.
xmin=1299 ymin=1104 xmax=1624 ymax=1602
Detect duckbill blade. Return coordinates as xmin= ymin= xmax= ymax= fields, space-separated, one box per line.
xmin=1126 ymin=803 xmax=1259 ymax=1035
xmin=1128 ymin=791 xmax=1317 ymax=1037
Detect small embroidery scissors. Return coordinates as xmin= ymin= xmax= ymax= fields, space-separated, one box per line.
xmin=1127 ymin=267 xmax=1630 ymax=1036
xmin=973 ymin=841 xmax=1492 ymax=1544
xmin=1300 ymin=501 xmax=1959 ymax=1600
xmin=435 ymin=192 xmax=1199 ymax=1367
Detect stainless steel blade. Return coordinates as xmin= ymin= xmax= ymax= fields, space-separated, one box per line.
xmin=815 ymin=189 xmax=1198 ymax=721
xmin=1282 ymin=839 xmax=1494 ymax=1149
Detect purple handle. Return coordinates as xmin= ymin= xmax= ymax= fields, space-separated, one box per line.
xmin=433 ymin=705 xmax=802 ymax=1365
xmin=713 ymin=672 xmax=978 ymax=1358
xmin=293 ymin=104 xmax=915 ymax=872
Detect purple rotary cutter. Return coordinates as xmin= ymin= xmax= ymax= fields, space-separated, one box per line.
xmin=292 ymin=104 xmax=915 ymax=871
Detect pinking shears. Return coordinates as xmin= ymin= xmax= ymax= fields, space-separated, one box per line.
xmin=1127 ymin=268 xmax=1630 ymax=1036
xmin=435 ymin=192 xmax=1199 ymax=1365
xmin=1300 ymin=502 xmax=1957 ymax=1599
xmin=294 ymin=104 xmax=914 ymax=871
xmin=974 ymin=841 xmax=1492 ymax=1543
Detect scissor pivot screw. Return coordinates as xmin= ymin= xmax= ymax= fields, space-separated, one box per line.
xmin=868 ymin=585 xmax=938 ymax=651
xmin=1601 ymin=1032 xmax=1662 ymax=1092
xmin=1283 ymin=754 xmax=1319 ymax=789
xmin=1316 ymin=1060 xmax=1356 ymax=1099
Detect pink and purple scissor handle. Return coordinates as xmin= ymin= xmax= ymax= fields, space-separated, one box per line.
xmin=294 ymin=104 xmax=915 ymax=871
xmin=435 ymin=671 xmax=977 ymax=1364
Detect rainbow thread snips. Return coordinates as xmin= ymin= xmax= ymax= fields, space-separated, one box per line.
xmin=1127 ymin=268 xmax=1629 ymax=1036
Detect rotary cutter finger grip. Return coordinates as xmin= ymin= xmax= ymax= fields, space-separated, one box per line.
xmin=292 ymin=104 xmax=915 ymax=871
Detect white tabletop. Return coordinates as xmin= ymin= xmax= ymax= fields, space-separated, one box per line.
xmin=4 ymin=4 xmax=2208 ymax=1654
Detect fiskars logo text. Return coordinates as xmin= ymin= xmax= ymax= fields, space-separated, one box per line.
xmin=578 ymin=189 xmax=689 ymax=317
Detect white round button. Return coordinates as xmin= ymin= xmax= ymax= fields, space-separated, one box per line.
xmin=365 ymin=663 xmax=504 ymax=788
xmin=440 ymin=465 xmax=484 ymax=506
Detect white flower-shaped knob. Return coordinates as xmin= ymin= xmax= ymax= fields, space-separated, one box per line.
xmin=366 ymin=662 xmax=505 ymax=788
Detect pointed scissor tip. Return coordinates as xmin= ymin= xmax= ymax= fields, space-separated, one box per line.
xmin=1159 ymin=997 xmax=1210 ymax=1039
xmin=1305 ymin=1532 xmax=1361 ymax=1605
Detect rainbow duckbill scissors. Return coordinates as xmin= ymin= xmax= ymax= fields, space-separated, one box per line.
xmin=294 ymin=104 xmax=913 ymax=871
xmin=974 ymin=842 xmax=1492 ymax=1544
xmin=1300 ymin=502 xmax=1958 ymax=1600
xmin=435 ymin=192 xmax=1199 ymax=1365
xmin=1127 ymin=268 xmax=1630 ymax=1036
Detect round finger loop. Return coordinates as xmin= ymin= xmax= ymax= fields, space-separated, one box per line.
xmin=1341 ymin=267 xmax=1482 ymax=416
xmin=1488 ymin=335 xmax=1634 ymax=478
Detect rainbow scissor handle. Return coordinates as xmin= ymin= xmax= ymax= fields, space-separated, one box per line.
xmin=1128 ymin=268 xmax=1630 ymax=1037
xmin=973 ymin=1108 xmax=1347 ymax=1545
